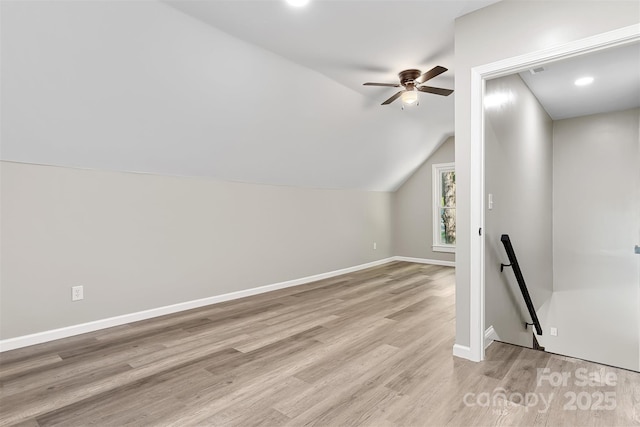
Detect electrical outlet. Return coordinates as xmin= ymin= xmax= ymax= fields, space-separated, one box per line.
xmin=72 ymin=286 xmax=84 ymax=301
xmin=373 ymin=242 xmax=377 ymax=250
xmin=550 ymin=327 xmax=558 ymax=336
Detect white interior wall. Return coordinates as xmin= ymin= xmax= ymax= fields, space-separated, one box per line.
xmin=542 ymin=108 xmax=640 ymax=371
xmin=484 ymin=74 xmax=554 ymax=348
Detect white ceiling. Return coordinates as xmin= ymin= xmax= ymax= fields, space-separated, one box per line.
xmin=4 ymin=1 xmax=636 ymax=191
xmin=519 ymin=42 xmax=640 ymax=120
xmin=161 ymin=1 xmax=504 ymax=190
xmin=164 ymin=0 xmax=499 ymax=95
xmin=2 ymin=0 xmax=501 ymax=192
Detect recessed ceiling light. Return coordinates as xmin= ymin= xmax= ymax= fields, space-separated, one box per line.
xmin=286 ymin=0 xmax=310 ymax=7
xmin=574 ymin=76 xmax=594 ymax=86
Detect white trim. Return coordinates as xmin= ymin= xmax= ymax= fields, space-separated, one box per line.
xmin=468 ymin=65 xmax=486 ymax=364
xmin=432 ymin=245 xmax=455 ymax=254
xmin=452 ymin=343 xmax=472 ymax=359
xmin=473 ymin=24 xmax=640 ymax=80
xmin=484 ymin=325 xmax=499 ymax=349
xmin=0 ymin=257 xmax=395 ymax=352
xmin=392 ymin=256 xmax=455 ymax=267
xmin=468 ymin=24 xmax=640 ymax=364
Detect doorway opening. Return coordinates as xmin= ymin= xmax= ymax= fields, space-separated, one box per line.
xmin=468 ymin=24 xmax=640 ymax=368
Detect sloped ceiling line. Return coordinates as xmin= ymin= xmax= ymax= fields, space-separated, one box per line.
xmin=1 ymin=0 xmax=497 ymax=191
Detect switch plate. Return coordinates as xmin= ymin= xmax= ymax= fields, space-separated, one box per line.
xmin=550 ymin=327 xmax=558 ymax=336
xmin=488 ymin=193 xmax=494 ymax=210
xmin=373 ymin=242 xmax=377 ymax=250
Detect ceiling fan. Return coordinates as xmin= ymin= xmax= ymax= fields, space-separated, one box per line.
xmin=363 ymin=66 xmax=454 ymax=105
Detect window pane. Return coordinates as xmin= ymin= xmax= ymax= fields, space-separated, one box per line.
xmin=432 ymin=163 xmax=456 ymax=250
xmin=441 ymin=171 xmax=456 ymax=207
xmin=440 ymin=208 xmax=456 ymax=245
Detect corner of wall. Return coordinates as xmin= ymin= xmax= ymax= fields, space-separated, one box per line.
xmin=391 ymin=137 xmax=456 ymax=263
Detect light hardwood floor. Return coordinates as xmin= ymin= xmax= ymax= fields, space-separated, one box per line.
xmin=1 ymin=261 xmax=639 ymax=426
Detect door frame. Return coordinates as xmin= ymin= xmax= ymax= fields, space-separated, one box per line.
xmin=468 ymin=24 xmax=640 ymax=362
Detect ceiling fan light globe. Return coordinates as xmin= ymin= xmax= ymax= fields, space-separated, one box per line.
xmin=401 ymin=91 xmax=418 ymax=105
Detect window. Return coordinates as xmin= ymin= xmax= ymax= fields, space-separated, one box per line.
xmin=432 ymin=162 xmax=456 ymax=253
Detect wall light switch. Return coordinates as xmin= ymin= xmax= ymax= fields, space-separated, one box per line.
xmin=373 ymin=242 xmax=377 ymax=250
xmin=550 ymin=327 xmax=558 ymax=336
xmin=488 ymin=193 xmax=494 ymax=210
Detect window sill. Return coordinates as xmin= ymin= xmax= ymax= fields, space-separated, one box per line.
xmin=433 ymin=245 xmax=455 ymax=253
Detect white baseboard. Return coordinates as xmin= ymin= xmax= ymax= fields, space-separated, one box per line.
xmin=392 ymin=256 xmax=455 ymax=267
xmin=0 ymin=257 xmax=396 ymax=352
xmin=452 ymin=343 xmax=472 ymax=360
xmin=484 ymin=325 xmax=499 ymax=349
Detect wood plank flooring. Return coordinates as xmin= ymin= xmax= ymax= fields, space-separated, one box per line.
xmin=1 ymin=261 xmax=639 ymax=426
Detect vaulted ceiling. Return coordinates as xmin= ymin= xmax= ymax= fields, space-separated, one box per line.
xmin=4 ymin=1 xmax=637 ymax=191
xmin=164 ymin=1 xmax=498 ymax=96
xmin=1 ymin=0 xmax=498 ymax=190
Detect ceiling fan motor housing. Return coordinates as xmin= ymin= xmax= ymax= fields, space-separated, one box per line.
xmin=399 ymin=69 xmax=422 ymax=86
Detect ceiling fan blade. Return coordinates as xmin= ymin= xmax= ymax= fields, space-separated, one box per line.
xmin=381 ymin=90 xmax=405 ymax=105
xmin=417 ymin=86 xmax=454 ymax=96
xmin=363 ymin=82 xmax=402 ymax=87
xmin=415 ymin=66 xmax=448 ymax=84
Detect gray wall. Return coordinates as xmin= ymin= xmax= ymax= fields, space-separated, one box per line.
xmin=484 ymin=74 xmax=554 ymax=347
xmin=392 ymin=137 xmax=455 ymax=263
xmin=0 ymin=161 xmax=392 ymax=339
xmin=454 ymin=0 xmax=640 ymax=348
xmin=543 ymin=108 xmax=639 ymax=371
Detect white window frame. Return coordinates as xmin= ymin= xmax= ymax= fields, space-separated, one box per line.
xmin=432 ymin=162 xmax=456 ymax=253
